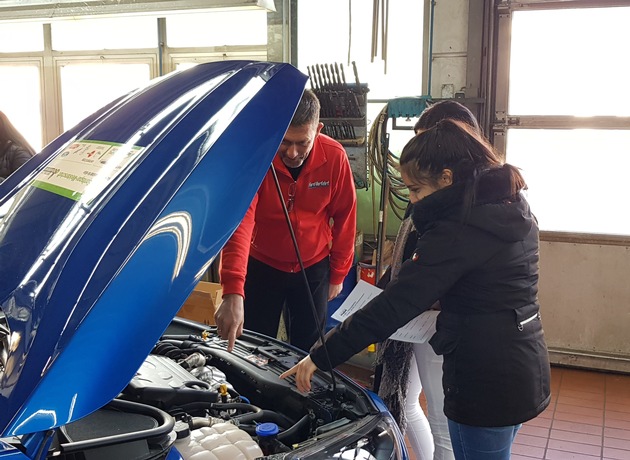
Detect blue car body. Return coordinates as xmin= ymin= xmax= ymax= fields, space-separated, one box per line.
xmin=0 ymin=61 xmax=407 ymax=459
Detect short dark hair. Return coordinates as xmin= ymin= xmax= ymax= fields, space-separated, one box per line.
xmin=290 ymin=89 xmax=320 ymax=127
xmin=414 ymin=100 xmax=481 ymax=134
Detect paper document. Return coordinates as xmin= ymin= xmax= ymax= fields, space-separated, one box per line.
xmin=331 ymin=280 xmax=439 ymax=343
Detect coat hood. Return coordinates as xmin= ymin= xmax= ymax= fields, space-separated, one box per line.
xmin=412 ymin=165 xmax=536 ymax=242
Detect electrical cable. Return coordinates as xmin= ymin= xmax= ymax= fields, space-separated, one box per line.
xmin=365 ymin=0 xmax=437 ymax=233
xmin=269 ymin=164 xmax=339 ymax=405
xmin=366 ymin=104 xmax=409 ymax=224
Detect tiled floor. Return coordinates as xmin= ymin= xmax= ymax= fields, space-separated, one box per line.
xmin=512 ymin=366 xmax=630 ymax=460
xmin=340 ymin=364 xmax=630 ymax=460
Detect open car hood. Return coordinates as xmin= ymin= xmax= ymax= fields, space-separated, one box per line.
xmin=0 ymin=61 xmax=307 ymax=436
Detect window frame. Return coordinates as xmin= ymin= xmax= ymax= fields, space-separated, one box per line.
xmin=0 ymin=8 xmax=276 ymax=149
xmin=0 ymin=56 xmax=45 ymax=151
xmin=168 ymin=46 xmax=267 ymax=69
xmin=54 ymin=53 xmax=158 ymax=132
xmin=491 ymin=0 xmax=630 ymax=243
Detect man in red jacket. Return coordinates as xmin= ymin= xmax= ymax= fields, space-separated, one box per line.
xmin=216 ymin=89 xmax=357 ymax=352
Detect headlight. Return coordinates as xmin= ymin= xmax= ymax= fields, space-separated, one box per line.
xmin=276 ymin=414 xmax=408 ymax=460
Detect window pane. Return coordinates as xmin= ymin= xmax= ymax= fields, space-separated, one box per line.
xmin=0 ymin=22 xmax=43 ymax=52
xmin=0 ymin=64 xmax=42 ymax=151
xmin=166 ymin=10 xmax=267 ymax=47
xmin=506 ymin=129 xmax=630 ymax=235
xmin=52 ymin=16 xmax=157 ymax=51
xmin=60 ymin=62 xmax=151 ymax=130
xmin=298 ymin=0 xmax=424 ymax=100
xmin=510 ymin=7 xmax=630 ymax=116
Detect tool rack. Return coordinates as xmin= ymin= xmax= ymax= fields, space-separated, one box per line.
xmin=307 ymin=62 xmax=369 ymax=189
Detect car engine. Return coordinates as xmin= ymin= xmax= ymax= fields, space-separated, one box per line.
xmin=46 ymin=318 xmax=386 ymax=460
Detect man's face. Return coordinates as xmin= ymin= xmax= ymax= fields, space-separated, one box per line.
xmin=277 ymin=122 xmax=323 ymax=168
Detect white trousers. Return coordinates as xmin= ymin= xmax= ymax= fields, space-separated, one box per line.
xmin=405 ymin=342 xmax=455 ymax=460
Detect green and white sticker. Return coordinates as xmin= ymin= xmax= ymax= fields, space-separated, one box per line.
xmin=32 ymin=140 xmax=144 ymax=203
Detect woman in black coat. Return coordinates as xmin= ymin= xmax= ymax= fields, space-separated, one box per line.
xmin=282 ymin=119 xmax=551 ymax=459
xmin=0 ymin=111 xmax=35 ymax=182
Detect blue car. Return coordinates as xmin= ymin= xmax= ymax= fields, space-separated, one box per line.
xmin=0 ymin=60 xmax=408 ymax=460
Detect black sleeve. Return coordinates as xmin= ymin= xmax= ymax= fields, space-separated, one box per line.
xmin=310 ymin=222 xmax=494 ymax=370
xmin=9 ymin=146 xmax=33 ymax=172
xmin=376 ymin=266 xmax=391 ymax=289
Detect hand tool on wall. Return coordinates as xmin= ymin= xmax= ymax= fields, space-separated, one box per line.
xmin=325 ymin=63 xmax=335 ymax=88
xmin=352 ymin=61 xmax=361 ymax=86
xmin=324 ymin=64 xmax=335 ymax=88
xmin=315 ymin=64 xmax=325 ymax=89
xmin=339 ymin=63 xmax=347 ymax=86
xmin=336 ymin=64 xmax=344 ymax=89
xmin=307 ymin=66 xmax=317 ymax=90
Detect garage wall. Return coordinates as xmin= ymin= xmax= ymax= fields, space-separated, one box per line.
xmin=539 ymin=240 xmax=630 ymax=372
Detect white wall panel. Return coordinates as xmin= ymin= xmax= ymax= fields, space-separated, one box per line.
xmin=539 ymin=240 xmax=630 ymax=371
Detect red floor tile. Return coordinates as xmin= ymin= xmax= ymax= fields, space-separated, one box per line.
xmin=558 ymin=397 xmax=605 ymax=410
xmin=550 ymin=429 xmax=603 ymax=446
xmin=606 ymin=410 xmax=630 ymax=423
xmin=521 ymin=424 xmax=552 ymax=438
xmin=545 ymin=449 xmax=601 ymax=459
xmin=529 ymin=416 xmax=554 ymax=428
xmin=341 ymin=364 xmax=630 ymax=459
xmin=547 ymin=439 xmax=602 ymax=456
xmin=555 ymin=403 xmax=605 ymax=417
xmin=554 ymin=411 xmax=604 ymax=427
xmin=602 ymin=446 xmax=630 ymax=459
xmin=552 ymin=420 xmax=603 ymax=436
xmin=605 ymin=418 xmax=630 ymax=431
xmin=513 ymin=442 xmax=546 ymax=458
xmin=561 ymin=390 xmax=606 ymax=403
xmin=605 ymin=403 xmax=630 ymax=414
xmin=604 ymin=427 xmax=630 ymax=441
xmin=603 ymin=436 xmax=630 ymax=451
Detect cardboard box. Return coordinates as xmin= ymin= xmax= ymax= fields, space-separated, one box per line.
xmin=177 ymin=281 xmax=223 ymax=326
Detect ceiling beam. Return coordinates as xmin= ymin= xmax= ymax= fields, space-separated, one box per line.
xmin=0 ymin=0 xmax=276 ymax=21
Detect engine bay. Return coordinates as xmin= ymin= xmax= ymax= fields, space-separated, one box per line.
xmin=45 ymin=318 xmax=381 ymax=460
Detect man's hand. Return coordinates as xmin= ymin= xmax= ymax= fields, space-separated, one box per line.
xmin=214 ymin=294 xmax=244 ymax=352
xmin=328 ymin=282 xmax=343 ymax=301
xmin=279 ymin=355 xmax=319 ymax=393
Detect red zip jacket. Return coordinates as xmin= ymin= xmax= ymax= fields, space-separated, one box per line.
xmin=220 ymin=134 xmax=357 ymax=297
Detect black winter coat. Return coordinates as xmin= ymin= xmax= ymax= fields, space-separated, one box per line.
xmin=311 ymin=165 xmax=551 ymax=427
xmin=0 ymin=140 xmax=33 ymax=182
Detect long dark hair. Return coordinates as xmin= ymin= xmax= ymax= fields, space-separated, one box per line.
xmin=0 ymin=111 xmax=36 ymax=155
xmin=400 ymin=119 xmax=526 ymax=215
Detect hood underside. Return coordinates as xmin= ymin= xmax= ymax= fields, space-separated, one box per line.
xmin=0 ymin=60 xmax=307 ymax=436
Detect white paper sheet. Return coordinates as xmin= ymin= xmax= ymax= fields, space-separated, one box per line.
xmin=331 ymin=280 xmax=439 ymax=343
